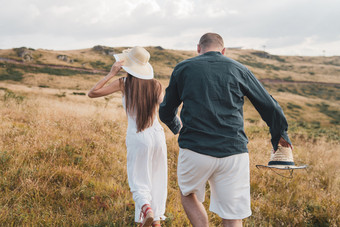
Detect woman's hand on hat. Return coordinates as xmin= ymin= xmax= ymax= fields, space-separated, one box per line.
xmin=109 ymin=60 xmax=124 ymax=76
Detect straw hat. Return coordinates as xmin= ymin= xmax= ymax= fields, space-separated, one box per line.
xmin=113 ymin=46 xmax=154 ymax=80
xmin=256 ymin=145 xmax=307 ymax=170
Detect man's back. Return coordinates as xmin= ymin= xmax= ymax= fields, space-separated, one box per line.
xmin=162 ymin=51 xmax=251 ymax=157
xmin=160 ymin=51 xmax=290 ymax=157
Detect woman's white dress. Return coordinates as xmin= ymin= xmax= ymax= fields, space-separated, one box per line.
xmin=123 ymin=96 xmax=167 ymax=222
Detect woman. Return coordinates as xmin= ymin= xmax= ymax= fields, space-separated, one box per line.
xmin=88 ymin=46 xmax=167 ymax=227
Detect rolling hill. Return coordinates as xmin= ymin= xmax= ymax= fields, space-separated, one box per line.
xmin=1 ymin=45 xmax=339 ymax=127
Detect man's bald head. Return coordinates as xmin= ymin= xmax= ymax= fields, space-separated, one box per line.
xmin=198 ymin=33 xmax=225 ymax=54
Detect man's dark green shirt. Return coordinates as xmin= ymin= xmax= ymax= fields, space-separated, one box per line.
xmin=159 ymin=51 xmax=291 ymax=158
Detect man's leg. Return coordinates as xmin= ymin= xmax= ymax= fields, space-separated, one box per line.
xmin=209 ymin=153 xmax=251 ymax=225
xmin=181 ymin=193 xmax=209 ymax=227
xmin=222 ymin=219 xmax=242 ymax=227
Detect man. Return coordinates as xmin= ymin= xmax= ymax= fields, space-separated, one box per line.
xmin=159 ymin=33 xmax=292 ymax=227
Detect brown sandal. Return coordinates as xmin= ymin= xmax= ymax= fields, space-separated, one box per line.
xmin=139 ymin=204 xmax=154 ymax=227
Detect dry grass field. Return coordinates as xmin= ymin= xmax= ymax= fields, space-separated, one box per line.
xmin=0 ymin=46 xmax=339 ymax=226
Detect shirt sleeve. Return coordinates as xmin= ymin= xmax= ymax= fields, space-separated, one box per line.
xmin=242 ymin=70 xmax=292 ymax=150
xmin=159 ymin=70 xmax=182 ymax=134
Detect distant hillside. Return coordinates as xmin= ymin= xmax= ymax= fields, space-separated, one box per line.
xmin=1 ymin=45 xmax=340 ymax=81
xmin=0 ymin=46 xmax=194 ymax=79
xmin=0 ymin=45 xmax=339 ymax=112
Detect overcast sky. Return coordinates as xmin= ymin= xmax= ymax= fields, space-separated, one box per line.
xmin=1 ymin=0 xmax=339 ymax=56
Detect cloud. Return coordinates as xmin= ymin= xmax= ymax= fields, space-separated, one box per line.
xmin=0 ymin=0 xmax=339 ymax=55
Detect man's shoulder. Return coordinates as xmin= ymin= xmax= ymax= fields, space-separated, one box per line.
xmin=173 ymin=53 xmax=251 ymax=75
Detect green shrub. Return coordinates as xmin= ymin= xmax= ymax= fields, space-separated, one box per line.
xmin=265 ymin=84 xmax=339 ymax=101
xmin=3 ymin=90 xmax=25 ymax=103
xmin=55 ymin=92 xmax=66 ymax=98
xmin=316 ymin=102 xmax=340 ymax=124
xmin=72 ymin=92 xmax=86 ymax=96
xmin=90 ymin=60 xmax=106 ymax=69
xmin=2 ymin=63 xmax=91 ymax=76
xmin=38 ymin=67 xmax=80 ymax=76
xmin=283 ymin=76 xmax=293 ymax=81
xmin=0 ymin=68 xmax=24 ymax=81
xmin=287 ymin=102 xmax=302 ymax=110
xmin=0 ymin=151 xmax=11 ymax=171
xmin=290 ymin=121 xmax=339 ymax=141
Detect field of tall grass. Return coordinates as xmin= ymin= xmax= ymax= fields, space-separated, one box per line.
xmin=0 ymin=80 xmax=339 ymax=226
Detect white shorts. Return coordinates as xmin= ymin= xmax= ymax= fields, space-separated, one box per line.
xmin=177 ymin=148 xmax=252 ymax=220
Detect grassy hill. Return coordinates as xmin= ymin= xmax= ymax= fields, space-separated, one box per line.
xmin=0 ymin=46 xmax=339 ymax=226
xmin=1 ymin=46 xmax=339 ymax=127
xmin=2 ymin=46 xmax=340 ymax=82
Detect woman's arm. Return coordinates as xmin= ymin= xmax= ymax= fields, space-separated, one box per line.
xmin=88 ymin=61 xmax=124 ymax=98
xmin=157 ymin=82 xmax=164 ymax=104
xmin=158 ymin=91 xmax=164 ymax=104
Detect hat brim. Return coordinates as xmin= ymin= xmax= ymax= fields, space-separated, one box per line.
xmin=114 ymin=53 xmax=153 ymax=80
xmin=256 ymin=164 xmax=308 ymax=170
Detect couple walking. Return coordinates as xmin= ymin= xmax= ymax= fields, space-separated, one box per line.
xmin=88 ymin=33 xmax=292 ymax=227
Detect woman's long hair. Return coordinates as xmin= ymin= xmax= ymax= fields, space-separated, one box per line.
xmin=120 ymin=74 xmax=162 ymax=132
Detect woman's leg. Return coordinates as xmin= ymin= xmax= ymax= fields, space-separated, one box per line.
xmin=150 ymin=130 xmax=167 ymax=221
xmin=126 ymin=133 xmax=153 ymax=222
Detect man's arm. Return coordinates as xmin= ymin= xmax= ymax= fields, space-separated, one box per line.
xmin=159 ymin=71 xmax=182 ymax=134
xmin=243 ymin=70 xmax=292 ymax=151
